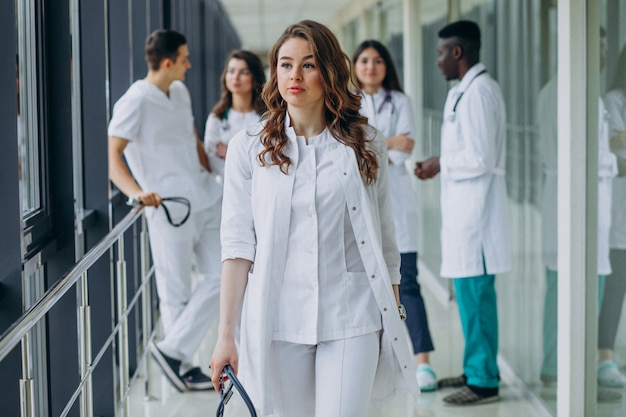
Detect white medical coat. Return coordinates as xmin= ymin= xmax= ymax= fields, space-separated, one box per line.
xmin=538 ymin=78 xmax=617 ymax=274
xmin=603 ymin=88 xmax=626 ymax=249
xmin=220 ymin=114 xmax=420 ymax=414
xmin=439 ymin=63 xmax=512 ymax=278
xmin=204 ymin=109 xmax=261 ymax=183
xmin=359 ymin=88 xmax=419 ymax=253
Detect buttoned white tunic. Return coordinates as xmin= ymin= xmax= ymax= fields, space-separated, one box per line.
xmin=439 ymin=63 xmax=512 ymax=278
xmin=221 ymin=113 xmax=420 ymax=414
xmin=603 ymin=88 xmax=626 ymax=250
xmin=359 ymin=88 xmax=419 ymax=253
xmin=108 ymin=80 xmax=221 ymax=215
xmin=538 ymin=78 xmax=617 ymax=274
xmin=204 ymin=109 xmax=262 ymax=184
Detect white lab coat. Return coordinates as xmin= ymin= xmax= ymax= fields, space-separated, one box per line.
xmin=359 ymin=88 xmax=419 ymax=253
xmin=204 ymin=109 xmax=262 ymax=184
xmin=439 ymin=63 xmax=512 ymax=278
xmin=603 ymin=88 xmax=626 ymax=250
xmin=538 ymin=78 xmax=617 ymax=274
xmin=220 ymin=114 xmax=420 ymax=415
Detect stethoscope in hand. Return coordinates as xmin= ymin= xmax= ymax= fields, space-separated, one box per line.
xmin=216 ymin=364 xmax=257 ymax=417
xmin=126 ymin=196 xmax=191 ymax=227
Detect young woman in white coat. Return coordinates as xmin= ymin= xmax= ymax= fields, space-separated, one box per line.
xmin=204 ymin=50 xmax=266 ymax=185
xmin=352 ymin=40 xmax=437 ymax=392
xmin=209 ymin=20 xmax=419 ymax=417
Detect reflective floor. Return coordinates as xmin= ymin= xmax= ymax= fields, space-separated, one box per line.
xmin=126 ymin=277 xmax=621 ymax=417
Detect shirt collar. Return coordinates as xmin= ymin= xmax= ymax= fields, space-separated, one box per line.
xmin=456 ymin=62 xmax=487 ymax=94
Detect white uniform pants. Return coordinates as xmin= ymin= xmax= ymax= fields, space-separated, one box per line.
xmin=147 ymin=203 xmax=221 ymax=368
xmin=270 ymin=332 xmax=380 ymax=417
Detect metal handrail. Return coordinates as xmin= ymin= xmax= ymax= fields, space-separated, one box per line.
xmin=0 ymin=206 xmax=143 ymax=362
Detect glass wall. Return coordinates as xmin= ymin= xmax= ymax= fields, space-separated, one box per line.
xmin=340 ymin=0 xmax=626 ymax=414
xmin=598 ymin=1 xmax=626 ymax=415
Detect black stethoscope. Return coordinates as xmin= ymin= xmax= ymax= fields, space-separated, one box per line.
xmin=376 ymin=89 xmax=395 ymax=114
xmin=357 ymin=89 xmax=395 ymax=114
xmin=221 ymin=108 xmax=230 ymax=131
xmin=448 ymin=69 xmax=487 ymax=121
xmin=216 ymin=364 xmax=257 ymax=417
xmin=127 ymin=196 xmax=191 ymax=227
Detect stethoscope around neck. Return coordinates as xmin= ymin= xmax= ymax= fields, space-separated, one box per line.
xmin=448 ymin=69 xmax=487 ymax=122
xmin=376 ymin=89 xmax=394 ymax=114
xmin=357 ymin=88 xmax=395 ymax=114
xmin=221 ymin=108 xmax=230 ymax=130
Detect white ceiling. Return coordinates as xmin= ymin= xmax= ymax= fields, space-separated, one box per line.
xmin=220 ymin=0 xmax=354 ymax=55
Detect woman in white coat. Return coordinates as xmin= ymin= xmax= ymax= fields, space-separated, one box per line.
xmin=204 ymin=49 xmax=266 ymax=186
xmin=352 ymin=39 xmax=437 ymax=392
xmin=209 ymin=20 xmax=419 ymax=417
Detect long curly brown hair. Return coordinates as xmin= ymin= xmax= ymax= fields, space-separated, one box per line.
xmin=211 ymin=50 xmax=267 ymax=119
xmin=258 ymin=20 xmax=379 ymax=184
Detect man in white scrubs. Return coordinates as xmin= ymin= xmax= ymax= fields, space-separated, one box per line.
xmin=108 ymin=29 xmax=221 ymax=392
xmin=414 ymin=20 xmax=511 ymax=405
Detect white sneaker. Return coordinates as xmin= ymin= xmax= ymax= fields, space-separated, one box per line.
xmin=598 ymin=360 xmax=626 ymax=388
xmin=416 ymin=364 xmax=437 ymax=392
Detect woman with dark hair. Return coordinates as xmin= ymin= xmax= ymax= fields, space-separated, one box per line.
xmin=210 ymin=20 xmax=419 ymax=416
xmin=204 ymin=50 xmax=266 ymax=185
xmin=353 ymin=40 xmax=437 ymax=392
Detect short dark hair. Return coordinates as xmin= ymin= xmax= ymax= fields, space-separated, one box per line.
xmin=145 ymin=29 xmax=187 ymax=71
xmin=438 ymin=20 xmax=481 ymax=62
xmin=352 ymin=40 xmax=404 ymax=93
xmin=438 ymin=20 xmax=481 ymax=46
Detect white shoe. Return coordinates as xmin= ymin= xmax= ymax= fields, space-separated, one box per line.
xmin=598 ymin=360 xmax=626 ymax=388
xmin=416 ymin=364 xmax=437 ymax=392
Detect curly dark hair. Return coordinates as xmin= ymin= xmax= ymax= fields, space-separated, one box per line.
xmin=258 ymin=20 xmax=379 ymax=184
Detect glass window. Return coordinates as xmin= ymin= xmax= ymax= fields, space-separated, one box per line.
xmin=16 ymin=0 xmax=52 ymax=259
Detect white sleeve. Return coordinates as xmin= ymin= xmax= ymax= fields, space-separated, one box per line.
xmin=221 ymin=131 xmax=256 ymax=262
xmin=388 ymin=93 xmax=415 ymax=166
xmin=372 ymin=131 xmax=401 ymax=285
xmin=440 ymin=87 xmax=502 ymax=180
xmin=204 ymin=113 xmax=222 ymax=164
xmin=108 ymin=90 xmax=142 ymax=141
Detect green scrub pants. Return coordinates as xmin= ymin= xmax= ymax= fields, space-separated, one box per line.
xmin=454 ymin=274 xmax=500 ymax=388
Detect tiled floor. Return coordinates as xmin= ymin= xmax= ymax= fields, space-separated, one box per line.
xmin=126 ymin=281 xmax=566 ymax=417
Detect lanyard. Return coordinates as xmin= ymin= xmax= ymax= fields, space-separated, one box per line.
xmin=450 ymin=69 xmax=487 ymax=118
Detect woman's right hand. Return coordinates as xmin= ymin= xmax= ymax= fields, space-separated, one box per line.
xmin=216 ymin=141 xmax=228 ymax=159
xmin=209 ymin=335 xmax=239 ymax=391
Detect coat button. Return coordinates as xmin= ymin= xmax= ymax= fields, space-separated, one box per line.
xmin=361 ymin=241 xmax=365 ymax=245
xmin=352 ymin=206 xmax=357 ymax=210
xmin=343 ymin=171 xmax=347 ymax=175
xmin=370 ymin=274 xmax=375 ymax=279
xmin=394 ymin=337 xmax=398 ymax=341
xmin=383 ymin=307 xmax=387 ymax=312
